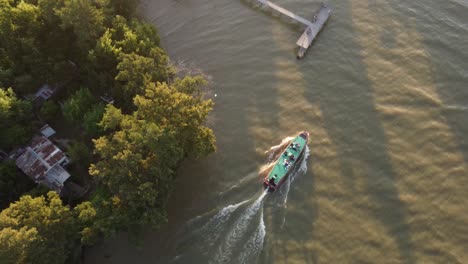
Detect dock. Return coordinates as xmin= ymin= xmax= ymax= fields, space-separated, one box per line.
xmin=256 ymin=1 xmax=331 ymax=58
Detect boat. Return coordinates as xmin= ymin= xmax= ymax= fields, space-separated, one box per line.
xmin=264 ymin=131 xmax=309 ymax=192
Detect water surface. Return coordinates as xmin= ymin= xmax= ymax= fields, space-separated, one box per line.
xmin=85 ymin=0 xmax=468 ymax=263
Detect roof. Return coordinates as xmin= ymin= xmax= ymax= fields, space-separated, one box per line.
xmin=34 ymin=85 xmax=55 ymax=100
xmin=40 ymin=124 xmax=56 ymax=138
xmin=15 ymin=136 xmax=70 ymax=192
xmin=44 ymin=165 xmax=71 ymax=190
xmin=100 ymin=94 xmax=114 ymax=104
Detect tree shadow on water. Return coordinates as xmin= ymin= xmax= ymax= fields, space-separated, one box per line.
xmin=297 ymin=0 xmax=416 ymax=263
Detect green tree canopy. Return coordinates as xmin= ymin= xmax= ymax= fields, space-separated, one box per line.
xmin=62 ymin=87 xmax=96 ymax=123
xmin=0 ymin=1 xmax=43 ymax=91
xmin=0 ymin=226 xmax=38 ymax=264
xmin=88 ymin=76 xmax=215 ymax=235
xmin=0 ymin=192 xmax=78 ymax=264
xmin=0 ymin=88 xmax=34 ymax=150
xmin=0 ymin=160 xmax=35 ymax=210
xmin=87 ymin=15 xmax=172 ymax=107
xmin=56 ymin=0 xmax=105 ymax=48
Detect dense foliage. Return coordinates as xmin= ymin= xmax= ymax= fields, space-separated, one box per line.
xmin=0 ymin=0 xmax=215 ymax=262
xmin=86 ymin=77 xmax=215 ymax=238
xmin=0 ymin=88 xmax=34 ymax=150
xmin=0 ymin=192 xmax=78 ymax=264
xmin=0 ymin=161 xmax=35 ymax=210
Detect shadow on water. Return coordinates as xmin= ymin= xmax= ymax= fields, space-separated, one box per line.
xmin=83 ymin=0 xmax=283 ymax=263
xmin=269 ymin=147 xmax=318 ymax=264
xmin=385 ymin=0 xmax=468 ymax=168
xmin=145 ymin=0 xmax=291 ymax=260
xmin=155 ymin=0 xmax=280 ymax=226
xmin=297 ymin=0 xmax=415 ymax=263
xmin=260 ymin=144 xmax=317 ymax=263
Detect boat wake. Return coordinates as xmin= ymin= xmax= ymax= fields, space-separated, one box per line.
xmin=210 ymin=190 xmax=268 ymax=264
xmin=444 ymin=104 xmax=468 ymax=111
xmin=202 ymin=199 xmax=251 ymax=249
xmin=237 ymin=208 xmax=266 ymax=263
xmin=173 ymin=191 xmax=268 ymax=264
xmin=173 ymin=137 xmax=310 ymax=263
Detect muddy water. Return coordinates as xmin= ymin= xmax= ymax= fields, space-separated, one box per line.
xmin=85 ymin=0 xmax=468 ymax=263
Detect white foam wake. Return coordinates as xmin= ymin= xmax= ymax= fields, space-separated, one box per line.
xmin=445 ymin=105 xmax=468 ymax=111
xmin=211 ymin=190 xmax=268 ymax=264
xmin=237 ymin=207 xmax=266 ymax=263
xmin=202 ymin=199 xmax=250 ymax=249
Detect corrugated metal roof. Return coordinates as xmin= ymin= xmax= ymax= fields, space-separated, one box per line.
xmin=16 ymin=136 xmax=70 ymax=192
xmin=40 ymin=124 xmax=56 ymax=138
xmin=34 ymin=85 xmax=54 ymax=100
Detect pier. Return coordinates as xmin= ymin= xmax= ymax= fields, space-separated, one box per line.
xmin=256 ymin=1 xmax=331 ymax=58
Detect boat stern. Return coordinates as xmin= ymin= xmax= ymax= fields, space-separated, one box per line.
xmin=264 ymin=179 xmax=277 ymax=192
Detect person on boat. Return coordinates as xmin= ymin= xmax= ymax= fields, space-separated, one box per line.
xmin=289 ymin=154 xmax=295 ymax=161
xmin=269 ymin=175 xmax=277 ymax=186
xmin=283 ymin=159 xmax=290 ymax=167
xmin=269 ymin=178 xmax=276 ymax=186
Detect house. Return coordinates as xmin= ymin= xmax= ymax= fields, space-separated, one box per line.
xmin=15 ymin=136 xmax=71 ymax=194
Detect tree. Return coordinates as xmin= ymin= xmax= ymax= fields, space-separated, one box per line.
xmin=0 ymin=161 xmax=35 ymax=210
xmin=67 ymin=141 xmax=91 ymax=165
xmin=89 ymin=76 xmax=215 ymax=234
xmin=107 ymin=0 xmax=138 ymax=18
xmin=0 ymin=192 xmax=79 ymax=264
xmin=0 ymin=1 xmax=44 ymax=92
xmin=133 ymin=77 xmax=216 ymax=158
xmin=0 ymin=227 xmax=38 ymax=264
xmin=62 ymin=88 xmax=96 ymax=123
xmin=82 ymin=103 xmax=106 ymax=137
xmin=115 ymin=53 xmax=159 ymax=101
xmin=39 ymin=100 xmax=60 ymax=122
xmin=0 ymin=88 xmax=34 ymax=150
xmin=56 ymin=0 xmax=105 ymax=48
xmin=87 ymin=16 xmax=172 ymax=106
xmin=73 ymin=195 xmax=130 ymax=245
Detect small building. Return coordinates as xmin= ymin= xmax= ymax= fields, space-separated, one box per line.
xmin=15 ymin=136 xmax=71 ymax=194
xmin=100 ymin=93 xmax=114 ymax=104
xmin=40 ymin=124 xmax=56 ymax=138
xmin=34 ymin=84 xmax=55 ymax=101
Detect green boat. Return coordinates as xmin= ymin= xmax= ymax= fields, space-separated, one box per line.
xmin=264 ymin=131 xmax=309 ymax=192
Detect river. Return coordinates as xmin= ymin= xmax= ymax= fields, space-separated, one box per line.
xmin=85 ymin=0 xmax=468 ymax=263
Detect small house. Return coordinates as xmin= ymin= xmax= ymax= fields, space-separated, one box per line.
xmin=15 ymin=136 xmax=70 ymax=194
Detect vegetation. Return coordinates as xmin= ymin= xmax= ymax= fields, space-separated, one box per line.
xmin=86 ymin=77 xmax=215 ymax=237
xmin=0 ymin=88 xmax=34 ymax=150
xmin=0 ymin=0 xmax=216 ymax=263
xmin=0 ymin=161 xmax=35 ymax=210
xmin=0 ymin=192 xmax=79 ymax=264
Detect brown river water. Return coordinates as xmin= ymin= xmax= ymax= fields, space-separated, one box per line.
xmin=85 ymin=0 xmax=468 ymax=263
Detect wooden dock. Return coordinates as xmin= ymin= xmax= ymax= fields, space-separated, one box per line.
xmin=256 ymin=1 xmax=331 ymax=59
